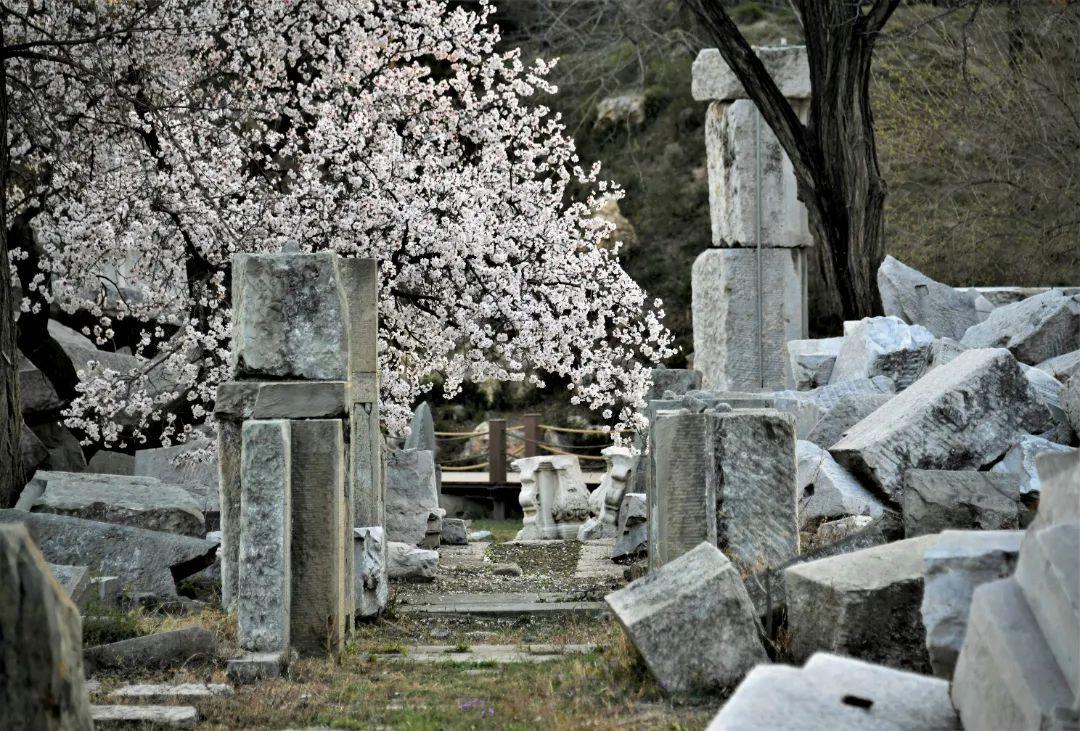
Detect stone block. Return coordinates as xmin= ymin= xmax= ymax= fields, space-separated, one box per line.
xmin=809 ymin=514 xmax=877 ymax=549
xmin=951 ymin=578 xmax=1076 ymax=731
xmin=387 ymin=542 xmax=438 ymax=581
xmin=0 ymin=524 xmax=93 ymax=730
xmin=902 ymin=470 xmax=1020 ymax=537
xmin=1036 ymin=349 xmax=1080 ymax=382
xmin=109 ymin=683 xmax=233 ymax=701
xmin=336 ymin=257 xmax=379 ymax=386
xmin=354 ymin=526 xmax=389 ymax=619
xmin=991 ymin=434 xmax=1077 ymax=495
xmin=385 ymin=448 xmax=440 ymax=546
xmin=17 ymin=470 xmax=205 ymax=537
xmin=350 ymin=401 xmax=383 ymax=528
xmin=692 ymin=248 xmax=807 ymax=391
xmin=785 ymin=337 xmax=842 ymax=390
xmin=217 ymin=420 xmax=241 ymax=611
xmin=921 ymin=529 xmax=1023 ymax=678
xmin=612 ymin=492 xmax=647 ymax=561
xmin=289 ymin=420 xmax=347 ymax=657
xmin=804 ymin=392 xmax=893 ymax=448
xmin=830 ymin=348 xmax=1052 ymax=501
xmin=404 ymin=401 xmax=436 ymax=452
xmin=1065 ymin=373 xmax=1080 ymax=439
xmin=226 ymin=652 xmax=286 ymax=684
xmin=134 ymin=437 xmax=219 ymax=527
xmin=704 ymin=100 xmax=811 ymax=247
xmin=90 ymin=705 xmax=198 ymax=728
xmin=214 ymin=380 xmax=350 ymax=421
xmin=84 ymin=627 xmax=218 ymax=673
xmin=607 ymin=542 xmax=765 ymax=693
xmin=579 ymin=445 xmax=635 ymax=541
xmin=29 ymin=422 xmax=87 ymax=472
xmin=773 ymin=376 xmax=895 ymax=438
xmin=707 ymin=653 xmax=959 ymax=730
xmin=878 ymin=256 xmax=981 ymax=340
xmin=514 ymin=455 xmax=590 ymax=540
xmin=796 ymin=440 xmax=884 ymax=527
xmin=48 ymin=563 xmax=91 ymax=608
xmin=785 ymin=534 xmax=938 ymax=672
xmin=238 ymin=420 xmax=291 ymax=653
xmin=961 ymin=289 xmax=1080 ymax=365
xmin=231 ymin=252 xmax=349 ymax=380
xmin=1030 ymin=450 xmax=1080 ymax=530
xmin=85 ymin=449 xmax=135 ymax=475
xmin=692 ymin=45 xmax=810 ymax=101
xmin=440 ymin=518 xmax=468 ymax=546
xmin=829 ymin=316 xmax=935 ymax=389
xmin=647 ymin=367 xmax=703 ymax=401
xmin=19 ymin=420 xmax=48 ymax=477
xmin=0 ymin=510 xmax=216 ymax=597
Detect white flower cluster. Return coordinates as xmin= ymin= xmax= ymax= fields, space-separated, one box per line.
xmin=7 ymin=0 xmax=673 ymax=446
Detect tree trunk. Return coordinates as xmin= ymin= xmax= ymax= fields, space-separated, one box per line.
xmin=0 ymin=28 xmax=24 ymax=507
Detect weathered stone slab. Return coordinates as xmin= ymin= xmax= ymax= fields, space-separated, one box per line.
xmin=20 ymin=420 xmax=48 ymax=477
xmin=878 ymin=256 xmax=981 ymax=340
xmin=961 ymin=289 xmax=1080 ymax=365
xmin=85 ymin=449 xmax=135 ymax=476
xmin=612 ymin=492 xmax=647 ymax=561
xmin=238 ymin=420 xmax=291 ymax=653
xmin=514 ymin=455 xmax=590 ymax=541
xmin=110 ymin=683 xmax=233 ymax=701
xmin=387 ymin=541 xmax=438 ymax=581
xmin=648 ymin=367 xmax=703 ymax=401
xmin=354 ymin=526 xmax=389 ymax=618
xmin=289 ymin=420 xmax=346 ymax=657
xmin=902 ymin=470 xmax=1020 ymax=537
xmin=134 ymin=437 xmax=219 ymax=527
xmin=0 ymin=510 xmax=216 ymax=597
xmin=350 ymin=401 xmax=383 ymax=528
xmin=403 ymin=401 xmax=436 ymax=452
xmin=0 ymin=524 xmax=93 ymax=730
xmin=704 ymin=100 xmax=811 ymax=247
xmin=226 ymin=652 xmax=285 ymax=684
xmin=991 ymin=434 xmax=1077 ymax=495
xmin=951 ymin=577 xmax=1076 ymax=731
xmin=921 ymin=529 xmax=1023 ymax=678
xmin=48 ymin=563 xmax=91 ymax=608
xmin=809 ymin=514 xmax=877 ymax=549
xmin=606 ymin=542 xmax=766 ymax=694
xmin=230 ymin=252 xmax=349 ymax=380
xmin=1030 ymin=450 xmax=1080 ymax=530
xmin=91 ymin=705 xmax=198 ymax=728
xmin=440 ymin=518 xmax=467 ymax=546
xmin=385 ymin=448 xmax=440 ymax=546
xmin=829 ymin=316 xmax=935 ymax=389
xmin=772 ymin=376 xmax=895 ymax=438
xmin=692 ymin=45 xmax=810 ymax=101
xmin=214 ymin=381 xmax=350 ymax=421
xmin=692 ymin=248 xmax=807 ymax=391
xmin=785 ymin=337 xmax=842 ymax=390
xmin=796 ymin=441 xmax=884 ymax=527
xmin=804 ymin=392 xmax=893 ymax=448
xmin=217 ymin=419 xmax=241 ymax=611
xmin=579 ymin=446 xmax=635 ymax=541
xmin=17 ymin=470 xmax=205 ymax=537
xmin=1036 ymin=349 xmax=1080 ymax=382
xmin=707 ymin=652 xmax=959 ymax=730
xmin=785 ymin=534 xmax=938 ymax=672
xmin=1065 ymin=373 xmax=1080 ymax=439
xmin=830 ymin=348 xmax=1052 ymax=501
xmin=84 ymin=628 xmax=217 ymax=673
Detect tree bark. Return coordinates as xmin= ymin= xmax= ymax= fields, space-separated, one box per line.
xmin=0 ymin=26 xmax=24 ymax=507
xmin=688 ymin=0 xmax=897 ymax=323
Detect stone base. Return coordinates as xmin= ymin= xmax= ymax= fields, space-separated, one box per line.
xmin=226 ymin=652 xmax=287 ymax=684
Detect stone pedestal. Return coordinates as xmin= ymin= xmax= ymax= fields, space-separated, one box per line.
xmin=514 ymin=456 xmax=590 ymax=540
xmin=579 ymin=445 xmax=636 ymax=541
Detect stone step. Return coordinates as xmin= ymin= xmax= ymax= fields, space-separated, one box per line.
xmin=368 ymin=643 xmax=597 ymax=664
xmin=109 ymin=683 xmax=234 ymax=702
xmin=91 ymin=704 xmax=198 ymax=728
xmin=1014 ymin=522 xmax=1080 ymax=696
xmin=398 ymin=595 xmax=606 ymax=618
xmin=951 ymin=577 xmax=1075 ymax=731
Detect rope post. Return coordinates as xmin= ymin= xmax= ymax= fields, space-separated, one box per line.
xmin=523 ymin=414 xmax=540 ymax=458
xmin=488 ymin=419 xmax=507 ymax=485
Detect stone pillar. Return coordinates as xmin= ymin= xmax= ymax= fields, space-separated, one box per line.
xmin=691 ymin=45 xmax=811 ymax=391
xmin=217 ymin=419 xmax=242 ymax=611
xmin=353 ymin=526 xmax=389 ymax=619
xmin=238 ymin=419 xmax=292 ymax=653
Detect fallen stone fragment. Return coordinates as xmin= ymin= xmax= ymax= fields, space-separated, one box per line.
xmin=829 ymin=316 xmax=935 ymax=389
xmin=810 ymin=515 xmax=877 ymax=550
xmin=387 ymin=541 xmax=438 ymax=581
xmin=830 ymin=348 xmax=1051 ymax=501
xmin=692 ymin=46 xmax=810 ymax=101
xmin=48 ymin=563 xmax=91 ymax=608
xmin=1065 ymin=373 xmax=1080 ymax=439
xmin=134 ymin=437 xmax=220 ymax=529
xmin=385 ymin=448 xmax=442 ymax=546
xmin=1030 ymin=450 xmax=1080 ymax=530
xmin=707 ymin=652 xmax=959 ymax=730
xmin=20 ymin=421 xmax=48 ymax=476
xmin=84 ymin=627 xmax=218 ymax=673
xmin=403 ymin=401 xmax=437 ymax=452
xmin=17 ymin=470 xmax=205 ymax=537
xmin=1036 ymin=349 xmax=1080 ymax=382
xmin=960 ymin=289 xmax=1080 ymax=365
xmin=110 ymin=683 xmax=234 ymax=701
xmin=902 ymin=470 xmax=1020 ymax=537
xmin=804 ymin=392 xmax=893 ymax=448
xmin=647 ymin=366 xmax=703 ymax=401
xmin=606 ymin=542 xmax=766 ymax=694
xmin=91 ymin=705 xmax=197 ymax=728
xmin=0 ymin=510 xmax=217 ymax=597
xmin=796 ymin=441 xmax=884 ymax=527
xmin=0 ymin=524 xmax=93 ymax=730
xmin=514 ymin=455 xmax=590 ymax=540
xmin=991 ymin=434 xmax=1077 ymax=495
xmin=785 ymin=337 xmax=842 ymax=390
xmin=354 ymin=527 xmax=388 ymax=619
xmin=612 ymin=492 xmax=647 ymax=561
xmin=877 ymin=255 xmax=981 ymax=340
xmin=921 ymin=529 xmax=1023 ymax=678
xmin=785 ymin=534 xmax=938 ymax=672
xmin=440 ymin=518 xmax=468 ymax=546
xmin=227 ymin=652 xmax=286 ymax=684
xmin=772 ymin=376 xmax=895 ymax=438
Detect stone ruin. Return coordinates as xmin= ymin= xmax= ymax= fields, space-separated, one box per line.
xmin=513 ymin=454 xmax=591 ymax=540
xmin=215 ymin=251 xmax=382 ymax=676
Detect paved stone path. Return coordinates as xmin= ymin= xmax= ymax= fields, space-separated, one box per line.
xmin=398 ymin=591 xmax=607 ymax=618
xmin=369 ymin=643 xmax=598 ymax=664
xmin=91 ymin=704 xmax=198 ymax=728
xmin=574 ymin=540 xmax=624 ymax=581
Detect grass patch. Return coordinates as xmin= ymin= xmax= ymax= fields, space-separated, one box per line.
xmin=467 ymin=519 xmax=520 ymax=544
xmin=487 ymin=541 xmax=581 ymax=578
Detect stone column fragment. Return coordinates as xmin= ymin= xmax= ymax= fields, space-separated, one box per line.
xmin=238 ymin=419 xmax=292 ymax=653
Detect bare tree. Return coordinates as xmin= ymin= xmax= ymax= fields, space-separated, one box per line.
xmin=687 ymin=0 xmax=902 ymax=322
xmin=0 ymin=17 xmax=20 ymax=506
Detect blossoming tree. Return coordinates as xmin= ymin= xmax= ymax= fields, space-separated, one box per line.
xmin=4 ymin=0 xmax=672 ymax=465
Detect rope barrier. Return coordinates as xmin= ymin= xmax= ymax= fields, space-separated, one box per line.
xmin=538 ymin=424 xmax=633 ymax=435
xmin=434 ymin=425 xmax=523 ymax=438
xmin=537 ymin=444 xmax=608 ymax=461
xmin=440 ymin=462 xmax=490 ymax=471
xmin=505 ymin=432 xmax=610 ymax=452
